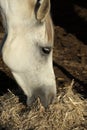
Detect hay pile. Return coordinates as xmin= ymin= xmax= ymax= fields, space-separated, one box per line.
xmin=0 ymin=80 xmax=87 ymax=130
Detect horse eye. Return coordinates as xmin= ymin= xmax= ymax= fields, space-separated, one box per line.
xmin=41 ymin=47 xmax=51 ymax=55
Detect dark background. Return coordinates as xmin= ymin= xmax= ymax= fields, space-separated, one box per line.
xmin=50 ymin=0 xmax=87 ymax=44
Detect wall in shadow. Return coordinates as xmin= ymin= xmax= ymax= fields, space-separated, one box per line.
xmin=50 ymin=0 xmax=87 ymax=44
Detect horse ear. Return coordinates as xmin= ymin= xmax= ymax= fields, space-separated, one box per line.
xmin=35 ymin=0 xmax=50 ymax=22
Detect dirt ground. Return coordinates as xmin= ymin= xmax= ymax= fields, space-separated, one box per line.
xmin=0 ymin=1 xmax=87 ymax=130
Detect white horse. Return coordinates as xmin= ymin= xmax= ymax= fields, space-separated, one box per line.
xmin=0 ymin=0 xmax=56 ymax=107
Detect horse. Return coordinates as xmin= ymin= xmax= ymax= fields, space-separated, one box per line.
xmin=0 ymin=0 xmax=56 ymax=107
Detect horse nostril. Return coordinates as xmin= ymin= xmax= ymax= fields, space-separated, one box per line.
xmin=39 ymin=92 xmax=56 ymax=108
xmin=48 ymin=93 xmax=55 ymax=104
